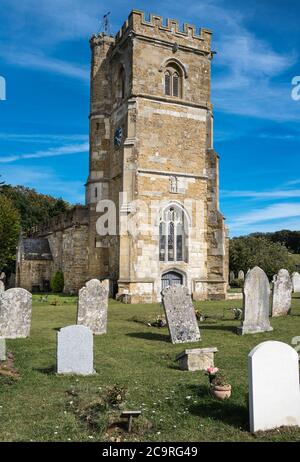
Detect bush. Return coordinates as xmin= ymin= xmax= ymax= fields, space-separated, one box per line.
xmin=50 ymin=271 xmax=64 ymax=293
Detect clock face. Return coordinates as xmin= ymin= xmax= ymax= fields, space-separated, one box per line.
xmin=114 ymin=127 xmax=123 ymax=147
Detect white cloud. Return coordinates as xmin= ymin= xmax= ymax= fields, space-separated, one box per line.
xmin=0 ymin=133 xmax=88 ymax=143
xmin=2 ymin=165 xmax=85 ymax=204
xmin=0 ymin=142 xmax=89 ymax=163
xmin=222 ymin=189 xmax=300 ymax=200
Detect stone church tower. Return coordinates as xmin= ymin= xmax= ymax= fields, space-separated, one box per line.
xmin=16 ymin=10 xmax=228 ymax=302
xmin=86 ymin=10 xmax=228 ymax=303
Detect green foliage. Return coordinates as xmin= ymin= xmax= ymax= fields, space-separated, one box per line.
xmin=251 ymin=230 xmax=300 ymax=254
xmin=230 ymin=278 xmax=244 ymax=288
xmin=230 ymin=236 xmax=293 ymax=280
xmin=0 ymin=195 xmax=21 ymax=272
xmin=1 ymin=184 xmax=70 ymax=233
xmin=50 ymin=271 xmax=64 ymax=293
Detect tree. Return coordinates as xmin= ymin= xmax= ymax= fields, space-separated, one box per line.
xmin=229 ymin=236 xmax=293 ymax=280
xmin=50 ymin=271 xmax=64 ymax=293
xmin=0 ymin=195 xmax=21 ymax=272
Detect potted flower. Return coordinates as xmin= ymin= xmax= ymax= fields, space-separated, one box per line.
xmin=205 ymin=367 xmax=231 ymax=400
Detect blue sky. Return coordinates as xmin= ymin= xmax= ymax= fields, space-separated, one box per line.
xmin=0 ymin=0 xmax=299 ymax=236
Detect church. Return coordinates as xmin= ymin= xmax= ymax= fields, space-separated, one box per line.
xmin=16 ymin=10 xmax=229 ymax=303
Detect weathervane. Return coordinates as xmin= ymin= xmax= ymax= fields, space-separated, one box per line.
xmin=101 ymin=12 xmax=111 ymax=35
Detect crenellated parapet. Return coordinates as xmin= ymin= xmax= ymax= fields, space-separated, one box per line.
xmin=114 ymin=9 xmax=212 ymax=51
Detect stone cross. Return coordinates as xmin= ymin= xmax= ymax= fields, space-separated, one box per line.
xmin=248 ymin=340 xmax=300 ymax=433
xmin=237 ymin=266 xmax=273 ymax=335
xmin=77 ymin=279 xmax=108 ymax=334
xmin=161 ymin=285 xmax=201 ymax=344
xmin=57 ymin=325 xmax=95 ymax=375
xmin=238 ymin=270 xmax=245 ymax=281
xmin=271 ymin=269 xmax=292 ymax=317
xmin=0 ymin=288 xmax=32 ymax=338
xmin=292 ymin=272 xmax=300 ymax=293
xmin=0 ymin=338 xmax=6 ymax=361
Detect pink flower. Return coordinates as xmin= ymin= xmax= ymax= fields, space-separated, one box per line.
xmin=206 ymin=367 xmax=219 ymax=374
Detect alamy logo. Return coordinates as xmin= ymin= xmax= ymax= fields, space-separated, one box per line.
xmin=291 ymin=76 xmax=300 ymax=101
xmin=0 ymin=76 xmax=6 ymax=101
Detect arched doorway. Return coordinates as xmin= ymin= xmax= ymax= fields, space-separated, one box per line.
xmin=161 ymin=271 xmax=183 ymax=290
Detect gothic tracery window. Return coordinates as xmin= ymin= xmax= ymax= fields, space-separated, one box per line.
xmin=164 ymin=64 xmax=182 ymax=98
xmin=159 ymin=206 xmax=187 ymax=262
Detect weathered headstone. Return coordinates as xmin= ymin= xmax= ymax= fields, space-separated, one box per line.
xmin=176 ymin=347 xmax=218 ymax=371
xmin=237 ymin=266 xmax=273 ymax=335
xmin=248 ymin=341 xmax=300 ymax=433
xmin=57 ymin=325 xmax=95 ymax=375
xmin=161 ymin=285 xmax=201 ymax=344
xmin=271 ymin=269 xmax=292 ymax=317
xmin=238 ymin=270 xmax=245 ymax=281
xmin=0 ymin=288 xmax=32 ymax=338
xmin=0 ymin=281 xmax=4 ymax=293
xmin=229 ymin=271 xmax=235 ymax=284
xmin=77 ymin=279 xmax=108 ymax=334
xmin=292 ymin=272 xmax=300 ymax=293
xmin=0 ymin=338 xmax=6 ymax=361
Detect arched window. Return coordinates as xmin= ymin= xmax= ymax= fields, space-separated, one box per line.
xmin=116 ymin=67 xmax=126 ymax=101
xmin=159 ymin=205 xmax=188 ymax=262
xmin=164 ymin=64 xmax=182 ymax=98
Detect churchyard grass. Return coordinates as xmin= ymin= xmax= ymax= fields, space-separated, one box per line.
xmin=0 ymin=294 xmax=300 ymax=442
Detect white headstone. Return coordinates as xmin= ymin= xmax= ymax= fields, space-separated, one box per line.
xmin=238 ymin=270 xmax=245 ymax=281
xmin=248 ymin=341 xmax=300 ymax=433
xmin=77 ymin=279 xmax=108 ymax=334
xmin=229 ymin=271 xmax=235 ymax=284
xmin=271 ymin=269 xmax=292 ymax=317
xmin=292 ymin=272 xmax=300 ymax=293
xmin=0 ymin=288 xmax=32 ymax=338
xmin=0 ymin=338 xmax=6 ymax=361
xmin=238 ymin=266 xmax=273 ymax=335
xmin=57 ymin=325 xmax=94 ymax=375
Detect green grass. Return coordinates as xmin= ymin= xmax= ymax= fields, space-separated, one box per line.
xmin=0 ymin=293 xmax=300 ymax=442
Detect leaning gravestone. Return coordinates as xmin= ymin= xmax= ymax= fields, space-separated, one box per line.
xmin=229 ymin=271 xmax=235 ymax=284
xmin=292 ymin=272 xmax=300 ymax=293
xmin=77 ymin=279 xmax=108 ymax=334
xmin=0 ymin=288 xmax=32 ymax=338
xmin=161 ymin=285 xmax=201 ymax=344
xmin=248 ymin=341 xmax=300 ymax=433
xmin=0 ymin=281 xmax=4 ymax=293
xmin=271 ymin=269 xmax=292 ymax=317
xmin=57 ymin=325 xmax=95 ymax=375
xmin=237 ymin=266 xmax=273 ymax=335
xmin=238 ymin=270 xmax=245 ymax=281
xmin=0 ymin=338 xmax=6 ymax=361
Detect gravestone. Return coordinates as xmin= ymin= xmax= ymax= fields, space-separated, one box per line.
xmin=248 ymin=341 xmax=300 ymax=433
xmin=176 ymin=347 xmax=218 ymax=371
xmin=292 ymin=272 xmax=300 ymax=293
xmin=161 ymin=285 xmax=201 ymax=344
xmin=0 ymin=288 xmax=32 ymax=338
xmin=77 ymin=279 xmax=108 ymax=334
xmin=271 ymin=269 xmax=292 ymax=317
xmin=0 ymin=281 xmax=4 ymax=293
xmin=57 ymin=325 xmax=95 ymax=375
xmin=0 ymin=338 xmax=5 ymax=361
xmin=238 ymin=270 xmax=245 ymax=281
xmin=237 ymin=266 xmax=273 ymax=335
xmin=229 ymin=271 xmax=235 ymax=284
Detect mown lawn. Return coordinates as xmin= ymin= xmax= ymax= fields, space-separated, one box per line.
xmin=0 ymin=293 xmax=300 ymax=442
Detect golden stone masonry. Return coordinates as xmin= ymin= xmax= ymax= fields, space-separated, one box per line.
xmin=16 ymin=10 xmax=229 ymax=303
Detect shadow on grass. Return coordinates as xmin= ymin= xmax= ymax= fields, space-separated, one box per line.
xmin=34 ymin=365 xmax=56 ymax=375
xmin=187 ymin=384 xmax=249 ymax=430
xmin=126 ymin=332 xmax=170 ymax=343
xmin=201 ymin=324 xmax=238 ymax=334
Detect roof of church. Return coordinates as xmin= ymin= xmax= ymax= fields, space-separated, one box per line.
xmin=22 ymin=238 xmax=53 ymax=261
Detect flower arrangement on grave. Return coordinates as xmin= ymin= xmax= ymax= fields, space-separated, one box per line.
xmin=205 ymin=367 xmax=232 ymax=400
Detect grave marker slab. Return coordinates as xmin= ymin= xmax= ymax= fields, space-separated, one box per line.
xmin=0 ymin=288 xmax=32 ymax=338
xmin=176 ymin=347 xmax=218 ymax=371
xmin=271 ymin=269 xmax=292 ymax=317
xmin=77 ymin=279 xmax=108 ymax=334
xmin=57 ymin=325 xmax=94 ymax=375
xmin=237 ymin=266 xmax=272 ymax=335
xmin=248 ymin=341 xmax=300 ymax=433
xmin=161 ymin=285 xmax=201 ymax=344
xmin=292 ymin=272 xmax=300 ymax=293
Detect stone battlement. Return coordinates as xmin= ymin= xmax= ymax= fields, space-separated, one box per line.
xmin=90 ymin=10 xmax=212 ymax=52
